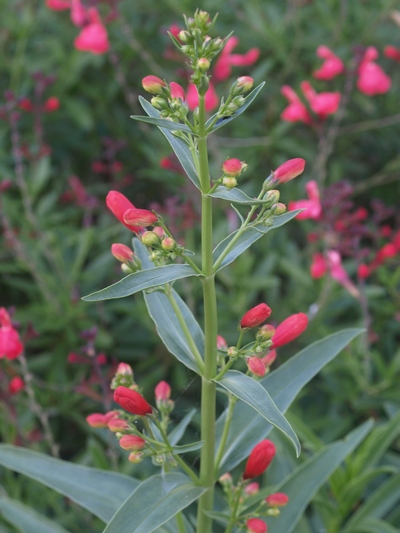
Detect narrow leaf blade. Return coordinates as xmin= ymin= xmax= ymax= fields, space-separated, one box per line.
xmin=103 ymin=473 xmax=206 ymax=533
xmin=82 ymin=264 xmax=197 ymax=302
xmin=139 ymin=97 xmax=200 ymax=189
xmin=0 ymin=445 xmax=138 ymax=522
xmin=130 ymin=115 xmax=192 ymax=133
xmin=0 ymin=497 xmax=71 ymax=533
xmin=208 ymin=187 xmax=274 ymax=205
xmin=216 ymin=371 xmax=300 ymax=456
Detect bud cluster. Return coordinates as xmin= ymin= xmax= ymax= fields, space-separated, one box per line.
xmin=216 ymin=158 xmax=248 ymax=189
xmin=142 ymin=76 xmax=189 ymax=121
xmin=140 ymin=226 xmax=183 ymax=264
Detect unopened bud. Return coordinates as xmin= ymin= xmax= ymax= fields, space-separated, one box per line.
xmin=272 ymin=203 xmax=286 ymax=215
xmin=222 ymin=177 xmax=237 ymax=189
xmin=178 ymin=30 xmax=190 ymax=43
xmin=232 ymin=96 xmax=245 ymax=107
xmin=227 ymin=346 xmax=238 ymax=358
xmin=197 ymin=57 xmax=210 ymax=71
xmin=257 ymin=324 xmax=276 ymax=341
xmin=151 ymin=96 xmax=168 ymax=110
xmin=245 ymin=482 xmax=260 ymax=496
xmin=108 ymin=418 xmax=130 ymax=432
xmin=219 ymin=472 xmax=233 ymax=486
xmin=241 ymin=303 xmax=272 ymax=329
xmin=119 ymin=435 xmax=146 ymax=451
xmin=111 ymin=243 xmax=134 ymax=263
xmin=161 ymin=237 xmax=176 ymax=251
xmin=217 ymin=335 xmax=228 ymax=351
xmin=263 ymin=189 xmax=280 ymax=204
xmin=142 ymin=75 xmax=166 ymax=95
xmin=116 ymin=362 xmax=133 ymax=376
xmin=236 ymin=76 xmax=254 ymax=93
xmin=211 ymin=38 xmax=223 ymax=51
xmin=272 ymin=158 xmax=306 ymax=184
xmin=266 ymin=492 xmax=289 ymax=507
xmin=128 ymin=452 xmax=143 ymax=463
xmin=247 ymin=356 xmax=266 ymax=377
xmin=142 ymin=231 xmax=160 ymax=247
xmin=155 ymin=381 xmax=171 ymax=402
xmin=260 ymin=349 xmax=277 ymax=367
xmin=222 ymin=158 xmax=245 ymax=177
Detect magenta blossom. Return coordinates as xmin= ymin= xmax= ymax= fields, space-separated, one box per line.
xmin=313 ymin=46 xmax=344 ymax=80
xmin=357 ymin=47 xmax=391 ymax=96
xmin=300 ymin=81 xmax=341 ymax=119
xmin=280 ymin=85 xmax=312 ymax=124
xmin=213 ymin=36 xmax=260 ymax=82
xmin=186 ymin=82 xmax=219 ymax=112
xmin=74 ymin=8 xmax=109 ymax=55
xmin=289 ymin=180 xmax=321 ymax=220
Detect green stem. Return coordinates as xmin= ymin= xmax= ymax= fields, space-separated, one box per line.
xmin=180 ymin=253 xmax=203 ymax=275
xmin=176 ymin=511 xmax=187 ymax=533
xmin=214 ymin=394 xmax=237 ymax=475
xmin=224 ymin=480 xmax=244 ymax=533
xmin=166 ymin=287 xmax=205 ymax=372
xmin=196 ymin=93 xmax=218 ymax=533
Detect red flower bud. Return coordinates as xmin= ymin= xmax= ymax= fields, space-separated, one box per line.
xmin=222 ymin=158 xmax=244 ymax=177
xmin=217 ymin=335 xmax=228 ymax=350
xmin=154 ymin=381 xmax=171 ymax=402
xmin=271 ymin=313 xmax=308 ymax=349
xmin=243 ymin=439 xmax=276 ymax=480
xmin=114 ymin=386 xmax=152 ymax=416
xmin=245 ymin=482 xmax=260 ymax=496
xmin=19 ymin=98 xmax=33 ymax=112
xmin=108 ymin=418 xmax=130 ymax=432
xmin=259 ymin=349 xmax=277 ymax=368
xmin=119 ymin=435 xmax=146 ymax=450
xmin=169 ymin=82 xmax=185 ymax=100
xmin=357 ymin=263 xmax=370 ymax=279
xmin=246 ymin=517 xmax=268 ymax=533
xmin=123 ymin=208 xmax=158 ymax=228
xmin=265 ymin=492 xmax=289 ymax=507
xmin=247 ymin=356 xmax=266 ymax=377
xmin=272 ymin=158 xmax=306 ymax=184
xmin=44 ymin=97 xmax=60 ymax=112
xmin=86 ymin=413 xmax=108 ymax=428
xmin=106 ymin=190 xmax=142 ymax=233
xmin=142 ymin=75 xmax=166 ymax=94
xmin=240 ymin=303 xmax=272 ymax=329
xmin=111 ymin=243 xmax=134 ymax=263
xmin=116 ymin=362 xmax=133 ymax=376
xmin=236 ymin=76 xmax=254 ymax=93
xmin=9 ymin=376 xmax=25 ymax=395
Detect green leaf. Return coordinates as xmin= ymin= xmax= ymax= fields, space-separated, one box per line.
xmin=130 ymin=115 xmax=193 ymax=134
xmin=213 ymin=211 xmax=301 ymax=272
xmin=0 ymin=497 xmax=71 ymax=533
xmin=205 ymin=82 xmax=265 ymax=133
xmin=208 ymin=186 xmax=276 ymax=205
xmin=265 ymin=420 xmax=374 ymax=533
xmin=103 ymin=473 xmax=206 ymax=533
xmin=139 ymin=97 xmax=200 ymax=190
xmin=216 ymin=329 xmax=363 ymax=473
xmin=172 ymin=441 xmax=204 ymax=454
xmin=343 ymin=472 xmax=400 ymax=530
xmin=168 ymin=409 xmax=197 ymax=445
xmin=82 ymin=264 xmax=198 ymax=302
xmin=345 ymin=519 xmax=399 ymax=533
xmin=134 ymin=240 xmax=204 ymax=375
xmin=0 ymin=445 xmax=138 ymax=522
xmin=216 ymin=371 xmax=300 ymax=456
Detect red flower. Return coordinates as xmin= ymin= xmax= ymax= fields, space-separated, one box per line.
xmin=271 ymin=313 xmax=308 ymax=349
xmin=154 ymin=381 xmax=171 ymax=402
xmin=357 ymin=47 xmax=391 ymax=96
xmin=44 ymin=97 xmax=60 ymax=112
xmin=240 ymin=303 xmax=272 ymax=329
xmin=310 ymin=253 xmax=327 ymax=279
xmin=266 ymin=492 xmax=289 ymax=507
xmin=123 ymin=208 xmax=158 ymax=228
xmin=114 ymin=386 xmax=153 ymax=416
xmin=119 ymin=435 xmax=146 ymax=450
xmin=74 ymin=8 xmax=109 ymax=55
xmin=186 ymin=82 xmax=219 ymax=112
xmin=246 ymin=518 xmax=267 ymax=533
xmin=384 ymin=45 xmax=400 ymax=62
xmin=169 ymin=82 xmax=185 ymax=100
xmin=280 ymin=85 xmax=312 ymax=124
xmin=106 ymin=190 xmax=143 ymax=233
xmin=247 ymin=356 xmax=266 ymax=377
xmin=71 ymin=0 xmax=86 ymax=27
xmin=222 ymin=158 xmax=244 ymax=177
xmin=273 ymin=158 xmax=306 ymax=184
xmin=142 ymin=76 xmax=166 ymax=95
xmin=213 ymin=37 xmax=260 ymax=83
xmin=313 ymin=46 xmax=344 ymax=80
xmin=357 ymin=264 xmax=370 ymax=279
xmin=46 ymin=0 xmax=70 ymax=9
xmin=111 ymin=243 xmax=134 ymax=263
xmin=243 ymin=439 xmax=276 ymax=480
xmin=9 ymin=376 xmax=25 ymax=395
xmin=300 ymin=81 xmax=341 ymax=118
xmin=0 ymin=308 xmax=23 ymax=360
xmin=289 ymin=180 xmax=321 ymax=220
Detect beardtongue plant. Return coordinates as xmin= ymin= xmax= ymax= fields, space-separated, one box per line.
xmin=0 ymin=10 xmax=372 ymax=533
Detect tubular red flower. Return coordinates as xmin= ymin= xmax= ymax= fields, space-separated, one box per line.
xmin=313 ymin=46 xmax=344 ymax=80
xmin=273 ymin=158 xmax=306 ymax=184
xmin=271 ymin=313 xmax=308 ymax=349
xmin=357 ymin=47 xmax=391 ymax=96
xmin=240 ymin=303 xmax=272 ymax=329
xmin=119 ymin=435 xmax=146 ymax=450
xmin=123 ymin=208 xmax=158 ymax=228
xmin=300 ymin=81 xmax=341 ymax=118
xmin=246 ymin=518 xmax=268 ymax=533
xmin=243 ymin=439 xmax=276 ymax=480
xmin=260 ymin=349 xmax=277 ymax=368
xmin=111 ymin=243 xmax=134 ymax=263
xmin=169 ymin=82 xmax=185 ymax=100
xmin=247 ymin=356 xmax=266 ymax=377
xmin=108 ymin=418 xmax=130 ymax=432
xmin=186 ymin=82 xmax=219 ymax=112
xmin=44 ymin=97 xmax=60 ymax=112
xmin=142 ymin=75 xmax=166 ymax=94
xmin=280 ymin=85 xmax=312 ymax=124
xmin=86 ymin=413 xmax=108 ymax=428
xmin=114 ymin=386 xmax=153 ymax=416
xmin=266 ymin=492 xmax=289 ymax=507
xmin=74 ymin=8 xmax=109 ymax=55
xmin=154 ymin=381 xmax=171 ymax=402
xmin=106 ymin=190 xmax=143 ymax=233
xmin=213 ymin=36 xmax=260 ymax=83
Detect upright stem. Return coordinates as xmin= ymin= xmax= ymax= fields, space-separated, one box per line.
xmin=196 ymin=94 xmax=218 ymax=533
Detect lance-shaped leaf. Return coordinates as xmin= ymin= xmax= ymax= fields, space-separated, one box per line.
xmin=130 ymin=115 xmax=193 ymax=134
xmin=205 ymin=82 xmax=265 ymax=133
xmin=213 ymin=211 xmax=301 ymax=272
xmin=82 ymin=264 xmax=198 ymax=302
xmin=134 ymin=239 xmax=204 ymax=374
xmin=103 ymin=473 xmax=206 ymax=533
xmin=208 ymin=186 xmax=277 ymax=205
xmin=216 ymin=328 xmax=363 ymax=473
xmin=172 ymin=441 xmax=204 ymax=454
xmin=215 ymin=370 xmax=300 ymax=457
xmin=139 ymin=97 xmax=200 ymax=190
xmin=257 ymin=420 xmax=374 ymax=533
xmin=0 ymin=445 xmax=138 ymax=522
xmin=168 ymin=409 xmax=197 ymax=445
xmin=0 ymin=497 xmax=71 ymax=533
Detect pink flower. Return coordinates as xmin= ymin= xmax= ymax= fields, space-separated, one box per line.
xmin=247 ymin=356 xmax=266 ymax=377
xmin=44 ymin=97 xmax=60 ymax=112
xmin=245 ymin=482 xmax=260 ymax=496
xmin=289 ymin=180 xmax=321 ymax=220
xmin=119 ymin=435 xmax=146 ymax=450
xmin=326 ymin=250 xmax=359 ymax=297
xmin=0 ymin=308 xmax=23 ymax=360
xmin=106 ymin=190 xmax=143 ymax=233
xmin=9 ymin=376 xmax=25 ymax=395
xmin=74 ymin=8 xmax=109 ymax=55
xmin=260 ymin=349 xmax=277 ymax=368
xmin=313 ymin=46 xmax=344 ymax=80
xmin=222 ymin=158 xmax=244 ymax=177
xmin=186 ymin=82 xmax=219 ymax=112
xmin=281 ymin=85 xmax=312 ymax=124
xmin=71 ymin=0 xmax=86 ymax=27
xmin=273 ymin=158 xmax=306 ymax=184
xmin=310 ymin=253 xmax=327 ymax=279
xmin=357 ymin=47 xmax=391 ymax=96
xmin=111 ymin=243 xmax=134 ymax=263
xmin=154 ymin=381 xmax=171 ymax=402
xmin=300 ymin=81 xmax=341 ymax=118
xmin=246 ymin=518 xmax=267 ymax=533
xmin=169 ymin=82 xmax=185 ymax=100
xmin=123 ymin=208 xmax=158 ymax=228
xmin=271 ymin=313 xmax=308 ymax=349
xmin=213 ymin=37 xmax=260 ymax=83
xmin=46 ymin=0 xmax=70 ymax=10
xmin=240 ymin=303 xmax=272 ymax=329
xmin=357 ymin=263 xmax=370 ymax=279
xmin=384 ymin=45 xmax=400 ymax=62
xmin=243 ymin=440 xmax=276 ymax=480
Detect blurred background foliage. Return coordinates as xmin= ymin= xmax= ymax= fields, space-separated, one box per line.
xmin=0 ymin=0 xmax=399 ymax=531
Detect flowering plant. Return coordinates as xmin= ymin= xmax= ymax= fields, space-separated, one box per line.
xmin=0 ymin=10 xmax=373 ymax=533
